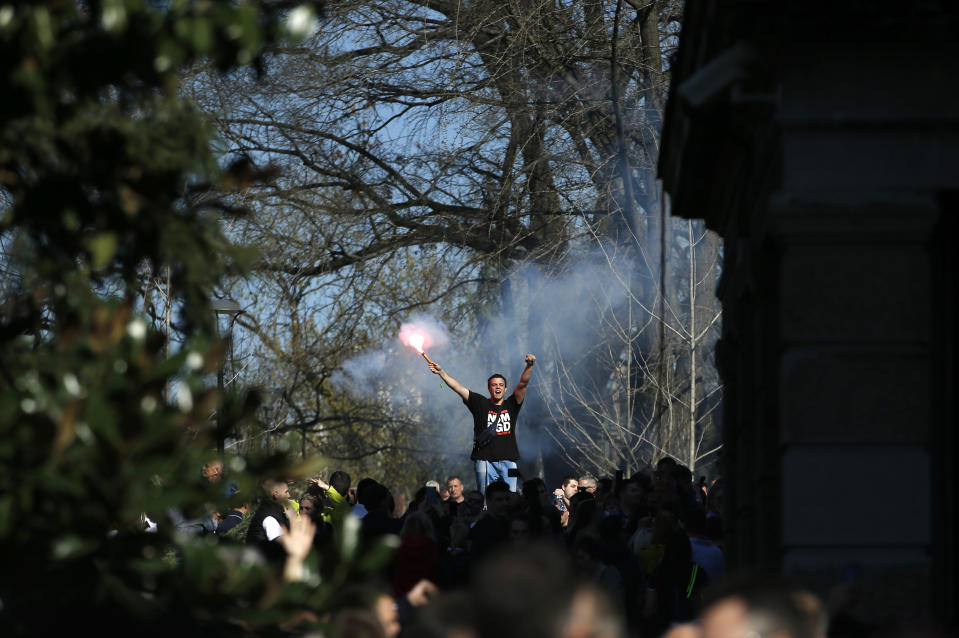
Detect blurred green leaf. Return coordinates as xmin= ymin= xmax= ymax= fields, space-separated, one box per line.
xmin=87 ymin=232 xmax=118 ymax=269
xmin=0 ymin=2 xmax=342 ymax=634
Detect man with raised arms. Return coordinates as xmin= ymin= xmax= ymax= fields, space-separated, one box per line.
xmin=428 ymin=354 xmax=536 ymax=492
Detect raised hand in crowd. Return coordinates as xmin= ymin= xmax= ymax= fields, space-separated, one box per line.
xmin=279 ymin=507 xmax=316 ymax=582
xmin=308 ymin=476 xmax=330 ymax=492
xmin=405 ymin=579 xmax=439 ymax=607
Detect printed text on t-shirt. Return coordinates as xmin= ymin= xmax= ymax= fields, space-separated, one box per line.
xmin=488 ymin=409 xmax=511 ymax=435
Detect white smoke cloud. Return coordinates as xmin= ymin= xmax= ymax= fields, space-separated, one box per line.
xmin=333 ymin=245 xmax=659 ymax=479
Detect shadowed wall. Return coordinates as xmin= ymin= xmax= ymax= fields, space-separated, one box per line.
xmin=659 ymin=1 xmax=958 ymax=631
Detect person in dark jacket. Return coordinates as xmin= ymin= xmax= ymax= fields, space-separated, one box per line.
xmin=246 ymin=478 xmax=292 ymax=561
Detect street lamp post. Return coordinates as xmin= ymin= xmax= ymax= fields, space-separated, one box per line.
xmin=212 ymin=298 xmax=242 ymax=454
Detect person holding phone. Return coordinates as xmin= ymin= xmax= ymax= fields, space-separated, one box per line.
xmin=428 ymin=353 xmax=536 ymax=492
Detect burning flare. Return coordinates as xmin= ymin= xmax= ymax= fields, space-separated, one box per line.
xmin=408 ymin=333 xmax=425 ymax=354
xmin=399 ymin=325 xmax=435 ymax=365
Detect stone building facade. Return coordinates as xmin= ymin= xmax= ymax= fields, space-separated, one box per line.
xmin=659 ymin=1 xmax=957 ymax=629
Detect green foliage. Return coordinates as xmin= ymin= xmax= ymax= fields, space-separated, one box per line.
xmin=0 ymin=1 xmax=399 ymax=635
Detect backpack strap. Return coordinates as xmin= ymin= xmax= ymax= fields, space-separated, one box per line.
xmin=473 ymin=410 xmax=503 ymax=448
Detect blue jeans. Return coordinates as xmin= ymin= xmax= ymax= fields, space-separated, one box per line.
xmin=474 ymin=459 xmax=517 ymax=494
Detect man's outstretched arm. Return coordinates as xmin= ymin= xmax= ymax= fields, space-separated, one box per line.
xmin=428 ymin=360 xmax=470 ymax=401
xmin=514 ymin=353 xmax=536 ymax=404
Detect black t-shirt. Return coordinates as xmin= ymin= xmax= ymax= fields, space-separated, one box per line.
xmin=465 ymin=390 xmax=522 ymax=461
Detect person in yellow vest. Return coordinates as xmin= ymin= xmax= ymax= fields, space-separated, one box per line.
xmin=308 ymin=471 xmax=353 ymax=524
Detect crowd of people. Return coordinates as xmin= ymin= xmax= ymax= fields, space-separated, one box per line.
xmin=143 ymin=348 xmax=936 ymax=638
xmin=161 ymin=454 xmax=763 ymax=638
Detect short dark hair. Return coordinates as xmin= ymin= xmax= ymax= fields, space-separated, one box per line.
xmin=486 ymin=480 xmax=511 ymax=499
xmin=487 ymin=374 xmax=507 ymax=386
xmin=330 ymin=470 xmax=351 ymax=496
xmin=260 ymin=478 xmax=288 ymax=499
xmin=356 ymin=477 xmax=381 ymax=507
xmin=562 ymin=475 xmax=577 ymax=487
xmin=356 ymin=483 xmax=393 ymax=512
xmin=656 ymin=456 xmax=677 ymax=470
